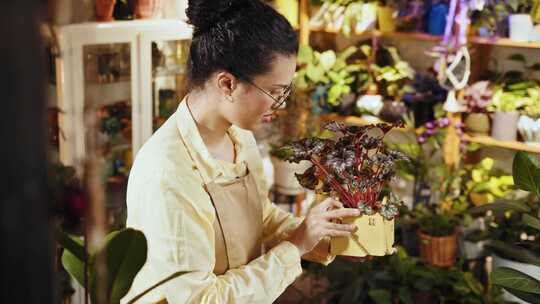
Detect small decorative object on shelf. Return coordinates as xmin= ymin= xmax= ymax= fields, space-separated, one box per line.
xmin=463 ymin=81 xmax=492 ymax=136
xmin=98 ymin=101 xmax=132 ymax=139
xmin=278 ymin=120 xmax=408 ymax=257
xmin=96 ymin=0 xmax=117 ymax=21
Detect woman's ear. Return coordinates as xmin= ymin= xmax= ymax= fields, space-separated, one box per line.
xmin=215 ymin=71 xmax=237 ymax=97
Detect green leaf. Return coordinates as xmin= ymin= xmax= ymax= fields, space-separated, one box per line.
xmin=369 ymin=289 xmax=392 ymax=304
xmin=523 ymin=213 xmax=540 ymax=231
xmin=398 ymin=287 xmax=413 ymax=304
xmin=306 ymin=64 xmax=325 ymax=83
xmin=468 ymin=199 xmax=531 ymax=215
xmin=513 ymin=152 xmax=540 ymax=196
xmin=508 ymin=54 xmax=527 ymax=63
xmin=505 ymin=287 xmax=540 ymax=304
xmin=492 ymin=267 xmax=540 ymax=295
xmin=57 ymin=231 xmax=85 ymax=261
xmin=463 ymin=272 xmax=484 ymax=295
xmin=337 ymin=46 xmax=357 ymax=62
xmin=320 ymin=51 xmax=337 ymax=71
xmin=529 ymin=63 xmax=540 ymax=72
xmin=297 ymin=45 xmax=313 ymax=64
xmin=126 ymin=271 xmax=191 ymax=304
xmin=488 ymin=241 xmax=540 ymax=266
xmin=61 ymin=247 xmax=86 ymax=288
xmin=107 ymin=228 xmax=148 ymax=304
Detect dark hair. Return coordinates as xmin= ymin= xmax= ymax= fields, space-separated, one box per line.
xmin=185 ymin=0 xmax=299 ymax=88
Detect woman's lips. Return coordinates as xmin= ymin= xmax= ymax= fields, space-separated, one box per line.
xmin=261 ymin=113 xmax=274 ymax=123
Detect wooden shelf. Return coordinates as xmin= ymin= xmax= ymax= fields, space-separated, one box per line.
xmin=319 ymin=113 xmax=411 ymax=132
xmin=309 ymin=27 xmax=540 ymax=49
xmin=464 ymin=134 xmax=540 ymax=154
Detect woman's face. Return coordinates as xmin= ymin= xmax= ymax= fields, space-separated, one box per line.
xmin=223 ymin=54 xmax=296 ymax=130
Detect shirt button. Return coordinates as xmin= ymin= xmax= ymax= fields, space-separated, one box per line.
xmin=192 ymin=165 xmax=198 ymax=170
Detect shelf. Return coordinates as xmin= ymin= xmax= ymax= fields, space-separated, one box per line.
xmin=309 ymin=28 xmax=540 ymax=49
xmin=464 ymin=134 xmax=540 ymax=154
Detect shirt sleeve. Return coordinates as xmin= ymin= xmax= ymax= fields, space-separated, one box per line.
xmin=124 ymin=170 xmax=303 ymax=304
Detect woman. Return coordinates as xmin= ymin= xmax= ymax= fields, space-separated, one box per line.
xmin=123 ymin=0 xmax=360 ymax=303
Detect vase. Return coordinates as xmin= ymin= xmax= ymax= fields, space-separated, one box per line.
xmin=492 ymin=254 xmax=540 ymax=303
xmin=427 ymin=2 xmax=448 ymax=36
xmin=418 ymin=230 xmax=458 ymax=267
xmin=377 ymin=5 xmax=396 ymax=33
xmin=331 ymin=213 xmax=396 ymax=257
xmin=135 ymin=0 xmax=163 ymax=19
xmin=509 ymin=14 xmax=534 ymax=42
xmin=491 ymin=111 xmax=520 ymax=141
xmin=96 ymin=0 xmax=116 ymax=21
xmin=270 ymin=157 xmax=311 ymax=195
xmin=465 ymin=113 xmax=490 ymax=136
xmin=380 ymin=100 xmax=407 ymax=123
xmin=518 ymin=115 xmax=540 ymax=146
xmin=275 ymin=0 xmax=299 ymax=28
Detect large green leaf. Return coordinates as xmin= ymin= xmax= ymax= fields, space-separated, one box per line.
xmin=398 ymin=287 xmax=413 ymax=304
xmin=463 ymin=272 xmax=484 ymax=296
xmin=468 ymin=199 xmax=531 ymax=215
xmin=523 ymin=213 xmax=540 ymax=231
xmin=513 ymin=152 xmax=540 ymax=196
xmin=61 ymin=247 xmax=86 ymax=287
xmin=508 ymin=53 xmax=526 ymax=63
xmin=505 ymin=287 xmax=540 ymax=304
xmin=57 ymin=231 xmax=85 ymax=261
xmin=369 ymin=289 xmax=392 ymax=304
xmin=492 ymin=267 xmax=540 ymax=295
xmin=106 ymin=228 xmax=148 ymax=304
xmin=488 ymin=241 xmax=540 ymax=266
xmin=297 ymin=45 xmax=313 ymax=65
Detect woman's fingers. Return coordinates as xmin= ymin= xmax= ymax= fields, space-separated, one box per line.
xmin=324 ymin=222 xmax=357 ymax=232
xmin=316 ymin=198 xmax=343 ymax=212
xmin=323 ymin=208 xmax=360 ymax=220
xmin=326 ymin=229 xmax=353 ymax=237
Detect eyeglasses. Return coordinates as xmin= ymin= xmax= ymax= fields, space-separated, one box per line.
xmin=242 ymin=78 xmax=293 ymax=110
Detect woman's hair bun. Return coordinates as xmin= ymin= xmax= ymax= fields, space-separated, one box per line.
xmin=186 ymin=0 xmax=250 ymax=33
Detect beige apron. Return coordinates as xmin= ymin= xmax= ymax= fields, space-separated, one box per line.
xmin=205 ymin=167 xmax=264 ymax=275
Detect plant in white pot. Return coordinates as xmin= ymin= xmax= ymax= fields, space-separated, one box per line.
xmin=469 ymin=152 xmax=540 ymax=303
xmin=488 ymin=82 xmax=527 ymax=141
xmin=506 ymin=0 xmax=535 ymax=41
xmin=277 ymin=120 xmax=408 ymax=257
xmin=519 ymin=86 xmax=540 ymax=146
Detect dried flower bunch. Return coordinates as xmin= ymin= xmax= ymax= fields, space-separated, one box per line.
xmin=278 ymin=121 xmax=408 ymax=220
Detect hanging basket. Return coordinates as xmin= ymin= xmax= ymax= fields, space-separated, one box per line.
xmin=331 ymin=212 xmax=396 ymax=257
xmin=418 ymin=230 xmax=458 ymax=267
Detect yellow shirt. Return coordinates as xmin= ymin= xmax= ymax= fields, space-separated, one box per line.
xmin=122 ymin=99 xmax=333 ymax=304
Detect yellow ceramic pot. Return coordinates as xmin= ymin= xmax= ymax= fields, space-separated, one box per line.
xmin=377 ymin=6 xmax=396 ymax=33
xmin=331 ymin=213 xmax=396 ymax=257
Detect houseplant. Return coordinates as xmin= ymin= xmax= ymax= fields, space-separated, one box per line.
xmin=518 ymin=86 xmax=540 ymax=146
xmin=278 ymin=120 xmax=408 ymax=257
xmin=463 ymin=81 xmax=493 ymax=136
xmin=469 ymin=152 xmax=540 ymax=303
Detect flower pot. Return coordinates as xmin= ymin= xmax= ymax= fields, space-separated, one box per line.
xmin=509 ymin=14 xmax=534 ymax=42
xmin=275 ymin=0 xmax=299 ymax=28
xmin=271 ymin=157 xmax=311 ymax=195
xmin=460 ymin=218 xmax=487 ymax=259
xmin=418 ymin=230 xmax=458 ymax=267
xmin=377 ymin=6 xmax=396 ymax=33
xmin=491 ymin=111 xmax=520 ymax=141
xmin=135 ymin=0 xmax=162 ymax=19
xmin=331 ymin=213 xmax=396 ymax=257
xmin=518 ymin=115 xmax=540 ymax=146
xmin=96 ymin=0 xmax=116 ymax=21
xmin=380 ymin=100 xmax=407 ymax=123
xmin=492 ymin=254 xmax=540 ymax=303
xmin=465 ymin=113 xmax=490 ymax=136
xmin=427 ymin=2 xmax=449 ymax=36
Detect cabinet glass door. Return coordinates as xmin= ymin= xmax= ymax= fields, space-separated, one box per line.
xmin=83 ymin=42 xmax=132 ymax=230
xmin=151 ymin=39 xmax=190 ymax=131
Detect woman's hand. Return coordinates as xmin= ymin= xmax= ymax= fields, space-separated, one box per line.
xmin=287 ymin=198 xmax=360 ymax=256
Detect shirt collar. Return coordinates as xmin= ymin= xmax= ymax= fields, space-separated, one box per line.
xmin=175 ymin=96 xmax=246 ymax=183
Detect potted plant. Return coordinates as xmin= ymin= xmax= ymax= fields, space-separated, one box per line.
xmin=507 ymin=0 xmax=535 ymax=41
xmin=403 ymin=73 xmax=447 ymax=128
xmin=518 ymin=86 xmax=540 ymax=146
xmin=470 ymin=152 xmax=540 ymax=303
xmin=278 ymin=120 xmax=408 ymax=257
xmin=463 ymin=81 xmax=493 ymax=136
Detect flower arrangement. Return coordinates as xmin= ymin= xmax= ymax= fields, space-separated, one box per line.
xmin=278 ymin=120 xmax=408 ymax=220
xmin=464 ymin=81 xmax=493 ymax=113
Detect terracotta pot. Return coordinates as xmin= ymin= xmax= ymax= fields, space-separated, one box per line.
xmin=418 ymin=230 xmax=458 ymax=267
xmin=96 ymin=0 xmax=116 ymax=21
xmin=135 ymin=0 xmax=162 ymax=19
xmin=491 ymin=111 xmax=519 ymax=141
xmin=465 ymin=113 xmax=490 ymax=136
xmin=377 ymin=5 xmax=396 ymax=33
xmin=331 ymin=213 xmax=396 ymax=257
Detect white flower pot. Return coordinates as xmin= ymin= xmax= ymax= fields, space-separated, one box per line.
xmin=492 ymin=254 xmax=540 ymax=303
xmin=271 ymin=157 xmax=311 ymax=195
xmin=509 ymin=14 xmax=534 ymax=42
xmin=518 ymin=115 xmax=540 ymax=146
xmin=460 ymin=218 xmax=486 ymax=259
xmin=491 ymin=111 xmax=520 ymax=141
